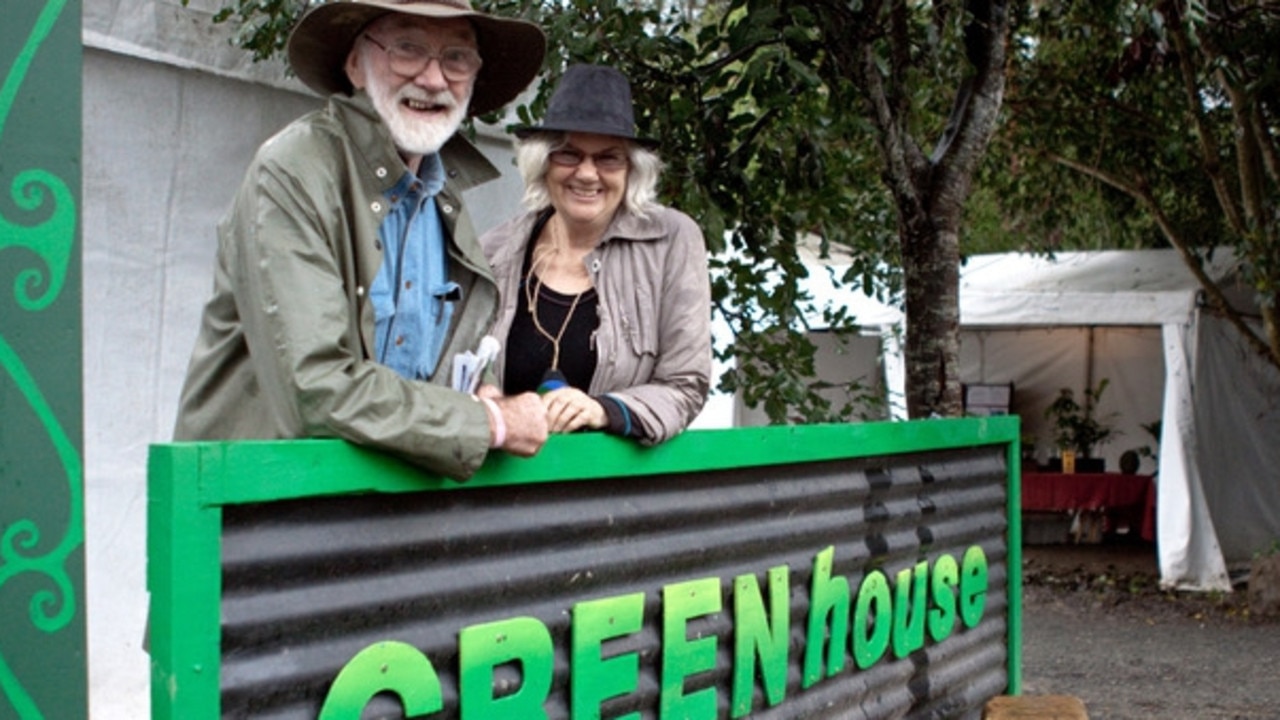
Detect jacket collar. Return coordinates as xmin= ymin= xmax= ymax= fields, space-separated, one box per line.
xmin=599 ymin=205 xmax=668 ymax=245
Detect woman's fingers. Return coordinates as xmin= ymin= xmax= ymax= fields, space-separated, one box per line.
xmin=542 ymin=387 xmax=607 ymax=432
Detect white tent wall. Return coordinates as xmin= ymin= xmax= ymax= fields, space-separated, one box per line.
xmin=81 ymin=5 xmax=529 ymax=713
xmin=83 ymin=46 xmax=320 ymax=719
xmin=1193 ymin=313 xmax=1280 ymax=570
xmin=1158 ymin=317 xmax=1232 ymax=591
xmin=958 ymin=325 xmax=1165 ymax=473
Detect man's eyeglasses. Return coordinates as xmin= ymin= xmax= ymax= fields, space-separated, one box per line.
xmin=362 ymin=34 xmax=483 ymax=81
xmin=548 ymin=148 xmax=630 ymax=172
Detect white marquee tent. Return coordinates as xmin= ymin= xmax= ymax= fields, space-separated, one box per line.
xmin=958 ymin=249 xmax=1280 ymax=592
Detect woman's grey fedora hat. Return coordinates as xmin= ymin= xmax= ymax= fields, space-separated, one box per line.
xmin=287 ymin=0 xmax=546 ymax=117
xmin=516 ymin=64 xmax=658 ymax=148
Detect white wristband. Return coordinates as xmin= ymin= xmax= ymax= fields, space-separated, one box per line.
xmin=480 ymin=397 xmax=506 ymax=449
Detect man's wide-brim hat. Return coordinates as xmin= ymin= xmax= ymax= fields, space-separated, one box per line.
xmin=287 ymin=0 xmax=546 ymax=117
xmin=515 ymin=64 xmax=658 ymax=148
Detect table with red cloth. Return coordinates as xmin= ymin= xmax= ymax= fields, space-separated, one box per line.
xmin=1021 ymin=472 xmax=1156 ymax=542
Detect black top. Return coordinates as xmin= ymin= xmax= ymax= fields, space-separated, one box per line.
xmin=503 ymin=210 xmax=600 ymax=395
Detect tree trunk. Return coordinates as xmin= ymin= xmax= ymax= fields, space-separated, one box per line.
xmin=817 ymin=0 xmax=1010 ymax=418
xmin=902 ymin=226 xmax=963 ymax=418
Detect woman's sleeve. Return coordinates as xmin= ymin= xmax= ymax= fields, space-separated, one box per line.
xmin=606 ymin=210 xmax=712 ymax=443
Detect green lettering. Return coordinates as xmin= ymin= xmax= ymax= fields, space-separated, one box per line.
xmin=852 ymin=570 xmax=890 ymax=669
xmin=731 ymin=566 xmax=790 ymax=717
xmin=891 ymin=561 xmax=929 ymax=658
xmin=459 ymin=617 xmax=553 ymax=720
xmin=927 ymin=554 xmax=959 ymax=642
xmin=318 ymin=641 xmax=442 ymax=720
xmin=802 ymin=546 xmax=849 ymax=687
xmin=571 ymin=592 xmax=645 ymax=720
xmin=959 ymin=545 xmax=988 ymax=628
xmin=661 ymin=577 xmax=721 ymax=720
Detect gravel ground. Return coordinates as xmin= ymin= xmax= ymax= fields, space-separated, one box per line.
xmin=1020 ymin=543 xmax=1280 ymax=720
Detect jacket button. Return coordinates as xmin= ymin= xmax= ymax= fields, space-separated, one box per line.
xmin=591 ymin=259 xmax=601 ymax=273
xmin=375 ymin=167 xmax=388 ymax=178
xmin=371 ymin=201 xmax=382 ymax=213
xmin=357 ymin=285 xmax=365 ymax=297
xmin=442 ymin=204 xmax=454 ymax=214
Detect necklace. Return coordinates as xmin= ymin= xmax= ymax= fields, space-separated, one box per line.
xmin=524 ymin=217 xmax=587 ymax=371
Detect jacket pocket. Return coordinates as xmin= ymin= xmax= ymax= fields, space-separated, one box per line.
xmin=620 ymin=281 xmax=659 ymax=358
xmin=417 ymin=281 xmax=460 ymax=378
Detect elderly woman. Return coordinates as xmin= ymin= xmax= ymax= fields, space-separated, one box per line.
xmin=480 ymin=64 xmax=711 ymax=443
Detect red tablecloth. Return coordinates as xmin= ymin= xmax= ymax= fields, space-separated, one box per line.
xmin=1022 ymin=472 xmax=1156 ymax=540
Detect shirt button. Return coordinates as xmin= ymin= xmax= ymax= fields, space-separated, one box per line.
xmin=591 ymin=259 xmax=602 ymax=273
xmin=395 ymin=335 xmax=405 ymax=346
xmin=374 ymin=239 xmax=383 ymax=251
xmin=404 ymin=280 xmax=413 ymax=290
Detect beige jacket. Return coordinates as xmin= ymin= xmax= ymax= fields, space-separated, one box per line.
xmin=173 ymin=92 xmax=499 ymax=480
xmin=480 ymin=205 xmax=711 ymax=443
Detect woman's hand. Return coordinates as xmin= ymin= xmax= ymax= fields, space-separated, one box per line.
xmin=541 ymin=386 xmax=607 ymax=433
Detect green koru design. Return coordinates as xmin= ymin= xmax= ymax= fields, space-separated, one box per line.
xmin=1 ymin=0 xmax=83 ymax=717
xmin=0 ymin=169 xmax=75 ymax=311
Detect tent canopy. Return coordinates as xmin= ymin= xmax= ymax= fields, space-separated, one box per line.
xmin=959 ymin=248 xmax=1246 ymax=326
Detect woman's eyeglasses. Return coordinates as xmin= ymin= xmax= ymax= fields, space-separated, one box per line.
xmin=547 ymin=148 xmax=630 ymax=171
xmin=363 ymin=34 xmax=482 ymax=82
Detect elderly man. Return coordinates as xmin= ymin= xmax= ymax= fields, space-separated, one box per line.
xmin=174 ymin=0 xmax=548 ymax=479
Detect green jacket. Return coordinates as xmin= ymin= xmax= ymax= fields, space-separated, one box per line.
xmin=174 ymin=92 xmax=499 ymax=480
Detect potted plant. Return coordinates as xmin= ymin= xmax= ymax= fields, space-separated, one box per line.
xmin=1043 ymin=379 xmax=1120 ymax=473
xmin=1123 ymin=419 xmax=1162 ymax=476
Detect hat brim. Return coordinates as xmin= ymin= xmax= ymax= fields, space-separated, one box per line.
xmin=514 ymin=123 xmax=660 ymax=150
xmin=287 ymin=0 xmax=546 ymax=117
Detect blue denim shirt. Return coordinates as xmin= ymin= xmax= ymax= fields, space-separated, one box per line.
xmin=370 ymin=152 xmax=461 ymax=380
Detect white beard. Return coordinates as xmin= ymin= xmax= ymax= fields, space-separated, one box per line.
xmin=369 ymin=81 xmax=469 ymax=157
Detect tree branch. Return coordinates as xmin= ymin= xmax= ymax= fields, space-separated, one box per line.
xmin=932 ymin=0 xmax=1008 ymax=210
xmin=1050 ymin=153 xmax=1278 ymax=366
xmin=1166 ymin=10 xmax=1249 ymax=235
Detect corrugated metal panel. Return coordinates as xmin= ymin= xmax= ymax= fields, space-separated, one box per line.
xmin=219 ymin=446 xmax=1008 ymax=719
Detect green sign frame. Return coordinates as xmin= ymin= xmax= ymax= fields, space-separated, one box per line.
xmin=149 ymin=417 xmax=1022 ymax=718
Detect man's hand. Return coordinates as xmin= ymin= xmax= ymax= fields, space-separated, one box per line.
xmin=541 ymin=386 xmax=608 ymax=434
xmin=488 ymin=392 xmax=548 ymax=457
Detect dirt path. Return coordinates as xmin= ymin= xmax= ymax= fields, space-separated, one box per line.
xmin=1020 ymin=543 xmax=1280 ymax=720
